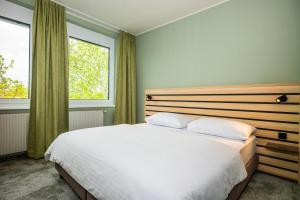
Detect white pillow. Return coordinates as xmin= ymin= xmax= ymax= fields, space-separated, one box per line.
xmin=187 ymin=117 xmax=256 ymax=141
xmin=145 ymin=112 xmax=194 ymax=129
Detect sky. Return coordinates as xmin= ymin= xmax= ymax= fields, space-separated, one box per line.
xmin=0 ymin=18 xmax=30 ymax=88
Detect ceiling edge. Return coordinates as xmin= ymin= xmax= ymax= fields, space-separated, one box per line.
xmin=135 ymin=0 xmax=230 ymax=36
xmin=51 ymin=0 xmax=128 ymax=34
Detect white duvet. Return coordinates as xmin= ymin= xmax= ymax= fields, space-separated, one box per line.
xmin=45 ymin=124 xmax=247 ymax=200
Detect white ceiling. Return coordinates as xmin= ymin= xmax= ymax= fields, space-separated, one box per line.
xmin=54 ymin=0 xmax=228 ymax=36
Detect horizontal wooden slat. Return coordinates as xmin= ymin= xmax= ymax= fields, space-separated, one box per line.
xmin=145 ymin=83 xmax=300 ymax=183
xmin=145 ymin=111 xmax=299 ymax=132
xmin=145 ymin=101 xmax=300 ymax=113
xmin=146 ymin=84 xmax=300 ymax=95
xmin=145 ymin=106 xmax=299 ymax=123
xmin=222 ymin=119 xmax=298 ymax=133
xmin=257 ymin=138 xmax=298 ymax=149
xmin=255 ymin=129 xmax=298 ymax=143
xmin=150 ymin=95 xmax=300 ymax=103
xmin=259 ymin=155 xmax=298 ymax=171
xmin=257 ymin=146 xmax=299 ymax=162
xmin=258 ymin=164 xmax=298 ymax=181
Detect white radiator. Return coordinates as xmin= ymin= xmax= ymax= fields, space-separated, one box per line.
xmin=69 ymin=110 xmax=104 ymax=131
xmin=0 ymin=113 xmax=29 ymax=156
xmin=0 ymin=110 xmax=104 ymax=156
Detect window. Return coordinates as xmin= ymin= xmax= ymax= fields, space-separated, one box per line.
xmin=0 ymin=1 xmax=114 ymax=109
xmin=0 ymin=0 xmax=32 ymax=109
xmin=0 ymin=18 xmax=30 ymax=99
xmin=69 ymin=37 xmax=109 ymax=100
xmin=67 ymin=23 xmax=115 ymax=108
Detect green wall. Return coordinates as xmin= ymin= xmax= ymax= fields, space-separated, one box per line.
xmin=136 ymin=0 xmax=300 ymax=122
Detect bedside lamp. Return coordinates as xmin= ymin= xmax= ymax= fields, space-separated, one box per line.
xmin=276 ymin=94 xmax=288 ymax=103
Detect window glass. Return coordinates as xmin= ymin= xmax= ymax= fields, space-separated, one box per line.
xmin=0 ymin=18 xmax=30 ymax=99
xmin=69 ymin=37 xmax=109 ymax=100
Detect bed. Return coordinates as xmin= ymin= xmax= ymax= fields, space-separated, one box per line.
xmin=46 ymin=123 xmax=257 ymax=200
xmin=46 ymin=83 xmax=300 ymax=199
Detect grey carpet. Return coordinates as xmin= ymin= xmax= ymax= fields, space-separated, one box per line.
xmin=0 ymin=158 xmax=299 ymax=200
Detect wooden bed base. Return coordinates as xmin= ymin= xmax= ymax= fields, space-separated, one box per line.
xmin=55 ymin=154 xmax=258 ymax=200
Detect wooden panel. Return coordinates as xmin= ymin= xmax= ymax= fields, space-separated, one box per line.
xmin=145 ymin=106 xmax=299 ymax=123
xmin=256 ymin=146 xmax=298 ymax=162
xmin=150 ymin=95 xmax=300 ymax=103
xmin=298 ymin=105 xmax=300 ymax=184
xmin=145 ymin=111 xmax=299 ymax=132
xmin=145 ymin=83 xmax=300 ymax=183
xmin=145 ymin=101 xmax=299 ymax=113
xmin=259 ymin=155 xmax=298 ymax=171
xmin=146 ymin=84 xmax=300 ymax=95
xmin=258 ymin=164 xmax=298 ymax=181
xmin=219 ymin=119 xmax=298 ymax=133
xmin=256 ymin=138 xmax=298 ymax=149
xmin=255 ymin=130 xmax=298 ymax=143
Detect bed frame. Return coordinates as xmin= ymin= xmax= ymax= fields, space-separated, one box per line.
xmin=55 ymin=83 xmax=300 ymax=200
xmin=56 ymin=154 xmax=258 ymax=200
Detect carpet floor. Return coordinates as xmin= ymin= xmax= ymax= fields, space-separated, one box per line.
xmin=0 ymin=158 xmax=299 ymax=200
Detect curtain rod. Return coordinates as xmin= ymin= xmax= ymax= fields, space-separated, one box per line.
xmin=51 ymin=0 xmax=121 ymax=33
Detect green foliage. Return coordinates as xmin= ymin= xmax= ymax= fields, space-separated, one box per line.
xmin=69 ymin=38 xmax=109 ymax=100
xmin=0 ymin=38 xmax=109 ymax=100
xmin=0 ymin=55 xmax=28 ymax=98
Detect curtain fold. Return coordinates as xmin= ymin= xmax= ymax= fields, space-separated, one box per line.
xmin=114 ymin=32 xmax=137 ymax=124
xmin=28 ymin=0 xmax=69 ymax=159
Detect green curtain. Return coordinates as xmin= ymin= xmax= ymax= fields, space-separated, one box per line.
xmin=114 ymin=32 xmax=137 ymax=124
xmin=28 ymin=0 xmax=69 ymax=159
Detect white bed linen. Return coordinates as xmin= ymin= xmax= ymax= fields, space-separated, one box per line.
xmin=137 ymin=124 xmax=256 ymax=164
xmin=45 ymin=124 xmax=247 ymax=200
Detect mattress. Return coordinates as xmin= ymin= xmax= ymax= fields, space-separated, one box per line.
xmin=45 ymin=124 xmax=250 ymax=200
xmin=137 ymin=123 xmax=256 ymax=164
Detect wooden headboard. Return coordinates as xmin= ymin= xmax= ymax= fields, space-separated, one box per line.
xmin=144 ymin=83 xmax=300 ymax=183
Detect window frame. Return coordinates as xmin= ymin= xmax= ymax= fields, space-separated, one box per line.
xmin=0 ymin=0 xmax=32 ymax=110
xmin=67 ymin=23 xmax=115 ymax=108
xmin=0 ymin=1 xmax=115 ymax=110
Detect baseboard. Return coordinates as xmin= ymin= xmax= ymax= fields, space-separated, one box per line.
xmin=0 ymin=151 xmax=27 ymax=162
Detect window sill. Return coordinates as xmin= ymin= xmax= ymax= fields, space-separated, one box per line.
xmin=0 ymin=101 xmax=115 ymax=111
xmin=69 ymin=104 xmax=115 ymax=108
xmin=0 ymin=99 xmax=30 ymax=110
xmin=69 ymin=100 xmax=115 ymax=108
